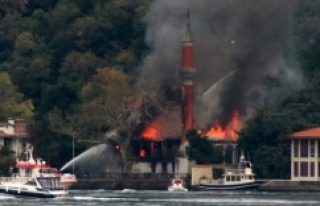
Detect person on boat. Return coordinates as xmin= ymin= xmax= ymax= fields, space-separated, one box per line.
xmin=53 ymin=168 xmax=60 ymax=177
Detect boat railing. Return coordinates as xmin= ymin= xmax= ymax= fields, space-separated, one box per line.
xmin=224 ymin=168 xmax=246 ymax=175
xmin=0 ymin=176 xmax=30 ymax=183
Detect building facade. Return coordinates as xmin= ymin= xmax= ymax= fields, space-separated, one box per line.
xmin=0 ymin=118 xmax=31 ymax=157
xmin=285 ymin=127 xmax=320 ymax=181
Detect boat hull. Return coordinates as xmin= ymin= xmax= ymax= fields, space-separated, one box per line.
xmin=198 ymin=182 xmax=261 ymax=190
xmin=0 ymin=186 xmax=67 ymax=198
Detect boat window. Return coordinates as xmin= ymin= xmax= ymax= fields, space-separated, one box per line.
xmin=231 ymin=176 xmax=236 ymax=181
xmin=24 ymin=180 xmax=37 ymax=186
xmin=226 ymin=176 xmax=231 ymax=181
xmin=37 ymin=177 xmax=62 ymax=189
xmin=236 ymin=176 xmax=240 ymax=181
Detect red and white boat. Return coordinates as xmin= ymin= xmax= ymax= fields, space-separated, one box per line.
xmin=12 ymin=148 xmax=78 ymax=190
xmin=0 ymin=147 xmax=76 ymax=198
xmin=14 ymin=159 xmax=77 ymax=190
xmin=0 ymin=147 xmax=77 ymax=193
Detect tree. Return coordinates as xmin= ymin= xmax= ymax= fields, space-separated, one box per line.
xmin=59 ymin=51 xmax=100 ymax=90
xmin=252 ymin=146 xmax=290 ymax=179
xmin=0 ymin=146 xmax=15 ymax=176
xmin=185 ymin=129 xmax=224 ymax=164
xmin=47 ymin=68 xmax=137 ymax=144
xmin=0 ymin=72 xmax=34 ymax=121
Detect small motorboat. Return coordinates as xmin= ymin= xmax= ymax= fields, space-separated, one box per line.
xmin=198 ymin=152 xmax=261 ymax=190
xmin=0 ymin=176 xmax=67 ymax=198
xmin=168 ymin=177 xmax=188 ymax=192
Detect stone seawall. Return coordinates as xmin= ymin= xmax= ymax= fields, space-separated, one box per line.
xmin=71 ymin=179 xmax=178 ymax=190
xmin=258 ymin=180 xmax=320 ymax=191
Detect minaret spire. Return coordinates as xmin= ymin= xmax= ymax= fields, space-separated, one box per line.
xmin=182 ymin=9 xmax=193 ymax=43
xmin=180 ymin=9 xmax=196 ymax=141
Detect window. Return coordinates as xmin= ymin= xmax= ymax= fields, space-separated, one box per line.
xmin=300 ymin=161 xmax=308 ymax=177
xmin=294 ymin=140 xmax=299 ymax=157
xmin=294 ymin=162 xmax=299 ymax=177
xmin=4 ymin=139 xmax=12 ymax=147
xmin=310 ymin=162 xmax=315 ymax=177
xmin=310 ymin=140 xmax=315 ymax=157
xmin=300 ymin=140 xmax=308 ymax=157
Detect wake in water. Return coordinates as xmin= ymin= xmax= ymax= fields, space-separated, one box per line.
xmin=60 ymin=143 xmax=123 ymax=174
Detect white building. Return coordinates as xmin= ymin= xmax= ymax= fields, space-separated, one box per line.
xmin=0 ymin=119 xmax=31 ymax=157
xmin=284 ymin=127 xmax=320 ymax=181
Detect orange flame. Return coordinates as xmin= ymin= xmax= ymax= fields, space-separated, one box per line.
xmin=205 ymin=110 xmax=241 ymax=141
xmin=140 ymin=149 xmax=146 ymax=157
xmin=141 ymin=126 xmax=160 ymax=140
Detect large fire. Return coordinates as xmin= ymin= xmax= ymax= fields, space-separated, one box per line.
xmin=205 ymin=110 xmax=241 ymax=141
xmin=141 ymin=110 xmax=241 ymax=141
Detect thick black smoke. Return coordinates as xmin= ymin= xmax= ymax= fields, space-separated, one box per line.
xmin=137 ymin=0 xmax=303 ymax=129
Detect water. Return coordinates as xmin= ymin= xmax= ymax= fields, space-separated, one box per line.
xmin=1 ymin=190 xmax=320 ymax=206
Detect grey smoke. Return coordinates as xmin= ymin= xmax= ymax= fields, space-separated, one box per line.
xmin=137 ymin=0 xmax=303 ymax=129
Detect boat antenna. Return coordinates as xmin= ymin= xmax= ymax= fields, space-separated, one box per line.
xmin=72 ymin=135 xmax=75 ymax=173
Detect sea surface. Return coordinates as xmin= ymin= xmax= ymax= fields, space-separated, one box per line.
xmin=0 ymin=189 xmax=320 ymax=206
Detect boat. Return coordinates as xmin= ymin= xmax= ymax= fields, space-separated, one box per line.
xmin=12 ymin=147 xmax=77 ymax=190
xmin=0 ymin=147 xmax=75 ymax=198
xmin=168 ymin=177 xmax=188 ymax=192
xmin=0 ymin=176 xmax=67 ymax=198
xmin=198 ymin=152 xmax=261 ymax=190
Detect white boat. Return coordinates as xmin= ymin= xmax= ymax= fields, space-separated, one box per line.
xmin=0 ymin=176 xmax=67 ymax=198
xmin=168 ymin=177 xmax=188 ymax=192
xmin=198 ymin=152 xmax=261 ymax=190
xmin=0 ymin=147 xmax=76 ymax=198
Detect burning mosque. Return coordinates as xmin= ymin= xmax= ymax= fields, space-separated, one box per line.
xmin=116 ymin=0 xmax=303 ymax=175
xmin=61 ymin=0 xmax=304 ymax=176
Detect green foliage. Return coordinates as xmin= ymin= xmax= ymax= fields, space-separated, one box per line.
xmin=252 ymin=146 xmax=290 ymax=179
xmin=0 ymin=72 xmax=34 ymax=121
xmin=186 ymin=129 xmax=224 ymax=164
xmin=0 ymin=146 xmax=15 ymax=176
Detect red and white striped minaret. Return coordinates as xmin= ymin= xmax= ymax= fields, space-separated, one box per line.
xmin=181 ymin=12 xmax=196 ymax=142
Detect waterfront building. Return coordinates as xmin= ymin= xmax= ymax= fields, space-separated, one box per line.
xmin=0 ymin=118 xmax=31 ymax=156
xmin=285 ymin=127 xmax=320 ymax=181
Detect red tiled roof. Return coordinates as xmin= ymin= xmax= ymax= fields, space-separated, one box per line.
xmin=284 ymin=127 xmax=320 ymax=139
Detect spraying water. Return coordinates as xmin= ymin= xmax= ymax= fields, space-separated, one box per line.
xmin=60 ymin=143 xmax=123 ymax=174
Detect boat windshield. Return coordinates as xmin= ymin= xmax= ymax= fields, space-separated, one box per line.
xmin=37 ymin=177 xmax=63 ymax=189
xmin=174 ymin=179 xmax=182 ymax=184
